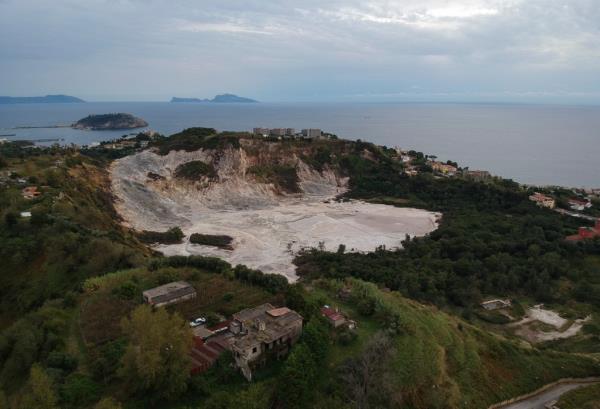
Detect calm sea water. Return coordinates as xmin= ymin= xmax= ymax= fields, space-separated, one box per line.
xmin=1 ymin=102 xmax=599 ymax=188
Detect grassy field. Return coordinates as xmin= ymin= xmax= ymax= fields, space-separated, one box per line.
xmin=304 ymin=278 xmax=600 ymax=409
xmin=80 ymin=266 xmax=279 ymax=346
xmin=558 ymin=383 xmax=600 ymax=409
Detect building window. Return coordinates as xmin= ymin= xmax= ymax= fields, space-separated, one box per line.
xmin=252 ymin=347 xmax=257 ymax=354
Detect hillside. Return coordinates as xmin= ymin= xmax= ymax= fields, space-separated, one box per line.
xmin=0 ymin=131 xmax=599 ymax=409
xmin=0 ymin=95 xmax=85 ymax=104
xmin=110 ymin=128 xmax=439 ymax=279
xmin=72 ymin=113 xmax=148 ymax=130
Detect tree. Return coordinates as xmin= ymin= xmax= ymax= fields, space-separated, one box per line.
xmin=338 ymin=332 xmax=399 ymax=409
xmin=61 ymin=373 xmax=100 ymax=407
xmin=94 ymin=397 xmax=123 ymax=409
xmin=20 ymin=364 xmax=58 ymax=409
xmin=276 ymin=343 xmax=318 ymax=408
xmin=119 ymin=305 xmax=192 ymax=400
xmin=3 ymin=212 xmax=17 ymax=228
xmin=302 ymin=319 xmax=329 ymax=363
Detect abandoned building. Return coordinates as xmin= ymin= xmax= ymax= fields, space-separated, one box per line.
xmin=230 ymin=304 xmax=303 ymax=381
xmin=142 ymin=281 xmax=196 ymax=307
xmin=481 ymin=299 xmax=512 ymax=311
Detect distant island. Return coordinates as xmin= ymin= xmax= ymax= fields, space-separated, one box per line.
xmin=72 ymin=113 xmax=148 ymax=130
xmin=171 ymin=93 xmax=257 ymax=103
xmin=0 ymin=94 xmax=85 ymax=104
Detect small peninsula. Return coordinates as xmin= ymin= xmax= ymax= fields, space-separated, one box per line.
xmin=0 ymin=94 xmax=85 ymax=104
xmin=72 ymin=113 xmax=148 ymax=130
xmin=171 ymin=93 xmax=257 ymax=103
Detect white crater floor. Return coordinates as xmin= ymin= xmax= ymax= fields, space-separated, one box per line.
xmin=111 ymin=150 xmax=440 ymax=281
xmin=153 ymin=201 xmax=439 ymax=281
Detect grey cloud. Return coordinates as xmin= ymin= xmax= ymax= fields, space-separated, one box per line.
xmin=0 ymin=0 xmax=599 ymax=102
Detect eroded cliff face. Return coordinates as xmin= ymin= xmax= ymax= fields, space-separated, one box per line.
xmin=111 ymin=141 xmax=438 ymax=281
xmin=111 ymin=141 xmax=348 ymax=230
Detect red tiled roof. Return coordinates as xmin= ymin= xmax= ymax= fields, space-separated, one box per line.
xmin=321 ymin=307 xmax=345 ymax=322
xmin=208 ymin=320 xmax=231 ymax=332
xmin=190 ymin=338 xmax=229 ymax=375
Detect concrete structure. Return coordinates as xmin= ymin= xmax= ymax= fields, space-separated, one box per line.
xmin=465 ymin=170 xmax=491 ymax=181
xmin=431 ymin=161 xmax=457 ymax=176
xmin=568 ymin=198 xmax=591 ymax=211
xmin=253 ymin=127 xmax=269 ymax=137
xmin=142 ymin=281 xmax=196 ymax=307
xmin=253 ymin=127 xmax=296 ymax=138
xmin=230 ymin=304 xmax=303 ymax=380
xmin=269 ymin=128 xmax=286 ymax=137
xmin=481 ymin=299 xmax=512 ymax=311
xmin=321 ymin=306 xmax=346 ymax=327
xmin=301 ymin=128 xmax=322 ymax=139
xmin=321 ymin=305 xmax=355 ymax=329
xmin=529 ymin=192 xmax=556 ymax=209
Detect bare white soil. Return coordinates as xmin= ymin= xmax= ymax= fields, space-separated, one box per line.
xmin=510 ymin=305 xmax=591 ymax=343
xmin=111 ymin=148 xmax=440 ymax=281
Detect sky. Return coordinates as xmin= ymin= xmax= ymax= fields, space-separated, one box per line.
xmin=1 ymin=0 xmax=599 ymax=103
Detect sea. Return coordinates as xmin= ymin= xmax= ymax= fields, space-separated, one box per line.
xmin=1 ymin=101 xmax=599 ymax=188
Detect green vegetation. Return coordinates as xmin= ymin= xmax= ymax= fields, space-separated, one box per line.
xmin=0 ymin=142 xmax=148 ymax=322
xmin=248 ymin=163 xmax=300 ymax=193
xmin=174 ymin=160 xmax=216 ymax=180
xmin=558 ymin=383 xmax=600 ymax=409
xmin=295 ymin=139 xmax=600 ymax=315
xmin=150 ymin=127 xmax=244 ymax=154
xmin=119 ymin=305 xmax=192 ymax=401
xmin=189 ymin=233 xmax=233 ymax=249
xmin=2 ymin=135 xmax=600 ymax=409
xmin=136 ymin=227 xmax=185 ymax=244
xmin=72 ymin=113 xmax=147 ymax=130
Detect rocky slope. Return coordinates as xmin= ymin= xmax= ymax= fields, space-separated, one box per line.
xmin=111 ymin=139 xmax=438 ymax=280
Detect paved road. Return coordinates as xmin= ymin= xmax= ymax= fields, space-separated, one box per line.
xmin=500 ymin=382 xmax=598 ymax=409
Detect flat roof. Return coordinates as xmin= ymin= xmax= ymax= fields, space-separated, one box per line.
xmin=142 ymin=281 xmax=195 ymax=301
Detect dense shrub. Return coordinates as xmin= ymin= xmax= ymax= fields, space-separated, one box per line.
xmin=174 ymin=161 xmax=216 ymax=180
xmin=233 ymin=265 xmax=289 ymax=294
xmin=136 ymin=227 xmax=184 ymax=244
xmin=248 ymin=164 xmax=300 ymax=193
xmin=189 ymin=233 xmax=233 ymax=249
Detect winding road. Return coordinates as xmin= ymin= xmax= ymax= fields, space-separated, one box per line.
xmin=495 ymin=379 xmax=600 ymax=409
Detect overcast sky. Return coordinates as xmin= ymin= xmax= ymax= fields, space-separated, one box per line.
xmin=1 ymin=0 xmax=599 ymax=103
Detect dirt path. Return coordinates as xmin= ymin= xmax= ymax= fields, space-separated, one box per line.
xmin=509 ymin=305 xmax=590 ymax=343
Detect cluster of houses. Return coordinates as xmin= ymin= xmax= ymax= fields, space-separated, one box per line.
xmin=96 ymin=130 xmax=159 ymax=150
xmin=529 ymin=192 xmax=556 ymax=209
xmin=252 ymin=127 xmax=323 ymax=139
xmin=143 ymin=282 xmax=304 ymax=381
xmin=142 ymin=280 xmax=359 ymax=381
xmin=529 ymin=191 xmax=595 ymax=212
xmin=430 ymin=161 xmax=458 ymax=176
